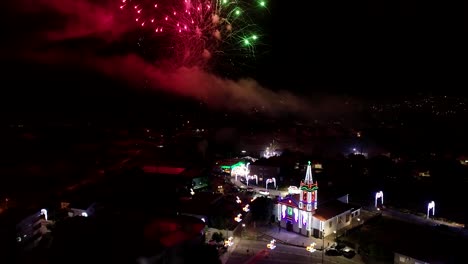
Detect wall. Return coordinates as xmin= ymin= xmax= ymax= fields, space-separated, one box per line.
xmin=322 ymin=210 xmax=352 ymax=236
xmin=394 ymin=253 xmax=430 ymax=264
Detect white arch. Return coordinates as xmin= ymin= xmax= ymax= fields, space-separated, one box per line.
xmin=246 ymin=175 xmax=258 ymax=185
xmin=231 ymin=163 xmax=250 ymax=181
xmin=427 ymin=201 xmax=435 ymax=219
xmin=375 ymin=191 xmax=384 ymax=208
xmin=40 ymin=209 xmax=48 ymax=221
xmin=265 ymin=178 xmax=276 ymax=189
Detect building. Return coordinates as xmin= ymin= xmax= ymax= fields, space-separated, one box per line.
xmin=0 ymin=207 xmax=50 ymax=257
xmin=394 ymin=253 xmax=431 ymax=264
xmin=59 ymin=201 xmax=96 ymax=218
xmin=276 ymin=162 xmax=360 ymax=238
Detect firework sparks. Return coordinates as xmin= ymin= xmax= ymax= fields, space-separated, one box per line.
xmin=119 ymin=0 xmax=268 ymax=67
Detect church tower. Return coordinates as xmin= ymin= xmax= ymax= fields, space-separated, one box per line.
xmin=299 ymin=161 xmax=318 ymax=211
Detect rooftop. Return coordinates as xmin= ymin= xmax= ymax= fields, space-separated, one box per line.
xmin=313 ymin=200 xmax=358 ymax=221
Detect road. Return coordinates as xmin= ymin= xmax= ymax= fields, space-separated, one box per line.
xmin=226 ymin=239 xmax=363 ymax=264
xmin=381 ymin=207 xmax=468 ymax=237
xmin=230 ymin=176 xmax=287 ymax=197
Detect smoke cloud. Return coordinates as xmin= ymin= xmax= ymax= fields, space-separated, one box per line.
xmin=7 ymin=0 xmax=352 ymax=119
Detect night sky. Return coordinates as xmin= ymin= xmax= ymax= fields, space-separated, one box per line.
xmin=1 ymin=0 xmax=467 ymax=115
xmin=268 ymin=1 xmax=468 ymax=95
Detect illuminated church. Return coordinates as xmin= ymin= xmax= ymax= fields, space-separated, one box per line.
xmin=276 ymin=162 xmax=360 ymax=238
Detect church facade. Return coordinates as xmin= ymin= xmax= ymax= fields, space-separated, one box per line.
xmin=276 ymin=162 xmax=360 ymax=238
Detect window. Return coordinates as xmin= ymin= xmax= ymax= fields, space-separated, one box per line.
xmin=329 ymin=221 xmax=332 ymax=228
xmin=346 ymin=213 xmax=350 ymax=222
xmin=338 ymin=216 xmax=342 ymax=224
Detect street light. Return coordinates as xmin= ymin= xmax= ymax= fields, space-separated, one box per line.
xmin=333 ymin=230 xmax=337 ymax=240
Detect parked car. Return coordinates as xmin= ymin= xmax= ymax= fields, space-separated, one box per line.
xmin=340 ymin=247 xmax=356 ymax=259
xmin=325 ymin=248 xmax=342 ymax=256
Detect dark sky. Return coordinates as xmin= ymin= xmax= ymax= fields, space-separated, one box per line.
xmin=1 ymin=0 xmax=467 ymax=116
xmin=266 ymin=1 xmax=468 ymax=95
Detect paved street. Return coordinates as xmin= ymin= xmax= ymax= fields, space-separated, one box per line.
xmin=226 ymin=239 xmax=363 ymax=264
xmin=380 ymin=207 xmax=468 ymax=237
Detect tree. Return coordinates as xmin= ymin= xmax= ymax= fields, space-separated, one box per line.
xmin=250 ymin=197 xmax=273 ymax=223
xmin=211 ymin=232 xmax=224 ymax=242
xmin=183 ymin=244 xmax=222 ymax=264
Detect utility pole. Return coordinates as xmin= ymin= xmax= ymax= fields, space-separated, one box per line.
xmin=321 ymin=229 xmax=325 ymax=264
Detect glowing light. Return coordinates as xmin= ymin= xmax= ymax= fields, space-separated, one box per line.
xmin=246 ymin=174 xmax=258 ymax=185
xmin=118 ymin=0 xmax=268 ymax=68
xmin=243 ymin=204 xmax=250 ymax=212
xmin=40 ymin=209 xmax=48 ymax=221
xmin=375 ymin=191 xmax=384 ymax=208
xmin=267 ymin=239 xmax=276 ymax=249
xmin=288 ymin=186 xmax=301 ymax=194
xmin=224 ymin=236 xmax=234 ymax=247
xmin=306 ymin=242 xmax=316 ymax=253
xmin=232 ymin=163 xmax=250 ymax=181
xmin=236 ymin=196 xmax=242 ymax=204
xmin=302 ymin=211 xmax=308 ymax=226
xmin=265 ymin=178 xmax=276 ymax=189
xmin=427 ymin=201 xmax=435 ymax=219
xmin=234 ymin=213 xmax=242 ymax=222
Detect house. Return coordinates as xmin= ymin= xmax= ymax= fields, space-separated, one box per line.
xmin=394 ymin=253 xmax=431 ymax=264
xmin=0 ymin=207 xmax=50 ymax=254
xmin=60 ymin=201 xmax=96 ymax=218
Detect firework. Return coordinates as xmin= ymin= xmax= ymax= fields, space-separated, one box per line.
xmin=119 ymin=0 xmax=268 ymax=67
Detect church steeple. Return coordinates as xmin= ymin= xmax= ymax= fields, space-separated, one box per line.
xmin=299 ymin=161 xmax=318 ymax=211
xmin=304 ymin=161 xmax=313 ymax=184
